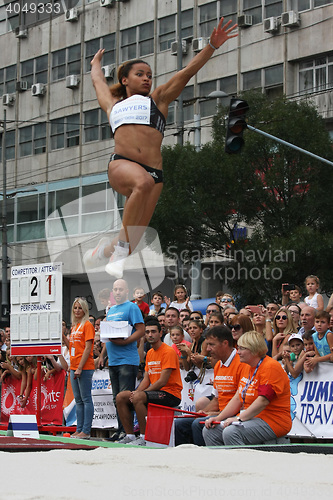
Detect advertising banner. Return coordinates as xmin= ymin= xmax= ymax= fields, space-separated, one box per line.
xmin=1 ymin=371 xmax=65 ymax=425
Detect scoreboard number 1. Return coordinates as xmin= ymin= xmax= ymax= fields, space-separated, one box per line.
xmin=45 ymin=274 xmax=56 ymax=302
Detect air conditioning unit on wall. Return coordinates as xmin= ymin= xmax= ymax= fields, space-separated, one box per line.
xmin=264 ymin=17 xmax=280 ymax=33
xmin=2 ymin=94 xmax=15 ymax=106
xmin=102 ymin=65 xmax=115 ymax=79
xmin=281 ymin=11 xmax=300 ymax=27
xmin=66 ymin=75 xmax=80 ymax=89
xmin=32 ymin=83 xmax=46 ymax=96
xmin=100 ymin=0 xmax=115 ymax=7
xmin=16 ymin=80 xmax=28 ymax=92
xmin=65 ymin=8 xmax=79 ymax=22
xmin=15 ymin=26 xmax=28 ymax=38
xmin=171 ymin=39 xmax=187 ymax=56
xmin=238 ymin=15 xmax=253 ymax=28
xmin=192 ymin=38 xmax=209 ymax=52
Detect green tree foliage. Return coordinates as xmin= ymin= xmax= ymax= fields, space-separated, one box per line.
xmin=151 ymin=91 xmax=333 ymax=302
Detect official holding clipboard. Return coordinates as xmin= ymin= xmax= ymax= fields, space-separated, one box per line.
xmin=100 ymin=279 xmax=145 ymax=440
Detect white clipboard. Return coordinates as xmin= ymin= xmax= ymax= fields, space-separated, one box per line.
xmin=100 ymin=320 xmax=132 ymax=341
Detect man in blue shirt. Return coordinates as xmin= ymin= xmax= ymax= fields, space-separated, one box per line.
xmin=105 ymin=279 xmax=145 ymax=439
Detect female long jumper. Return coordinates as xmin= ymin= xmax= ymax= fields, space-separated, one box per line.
xmin=84 ymin=18 xmax=238 ymax=278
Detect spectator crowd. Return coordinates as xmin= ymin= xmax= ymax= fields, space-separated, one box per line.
xmin=1 ymin=274 xmax=332 ymax=445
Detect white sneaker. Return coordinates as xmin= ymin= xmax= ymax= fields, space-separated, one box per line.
xmin=105 ymin=245 xmax=129 ymax=278
xmin=128 ymin=436 xmax=146 ymax=446
xmin=117 ymin=434 xmax=137 ymax=444
xmin=83 ymin=237 xmax=111 ymax=270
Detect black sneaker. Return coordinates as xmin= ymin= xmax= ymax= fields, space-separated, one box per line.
xmin=103 ymin=431 xmax=125 ymax=442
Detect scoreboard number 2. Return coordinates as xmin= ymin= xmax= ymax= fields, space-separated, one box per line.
xmin=30 ymin=276 xmax=40 ymax=303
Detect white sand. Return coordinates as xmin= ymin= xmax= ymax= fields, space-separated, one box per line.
xmin=2 ymin=445 xmax=333 ymax=500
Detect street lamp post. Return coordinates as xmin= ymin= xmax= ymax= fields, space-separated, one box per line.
xmin=1 ymin=109 xmax=9 ymax=321
xmin=187 ymin=91 xmax=228 ymax=299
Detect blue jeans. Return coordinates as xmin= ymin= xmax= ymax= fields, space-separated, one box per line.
xmin=109 ymin=364 xmax=138 ymax=431
xmin=70 ymin=369 xmax=94 ymax=435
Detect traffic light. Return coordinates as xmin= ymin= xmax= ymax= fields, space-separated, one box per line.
xmin=225 ymin=98 xmax=249 ymax=154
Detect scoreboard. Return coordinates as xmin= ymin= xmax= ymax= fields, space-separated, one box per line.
xmin=10 ymin=263 xmax=63 ymax=356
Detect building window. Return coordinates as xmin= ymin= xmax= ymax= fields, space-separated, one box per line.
xmin=243 ymin=69 xmax=261 ymax=90
xmin=66 ymin=114 xmax=80 ymax=148
xmin=314 ymin=0 xmax=332 ymax=6
xmin=34 ymin=123 xmax=47 ymax=155
xmin=139 ymin=21 xmax=154 ymax=57
xmin=19 ymin=126 xmax=32 ymax=157
xmin=84 ymin=109 xmax=111 ymax=142
xmin=84 ymin=109 xmax=99 ymax=143
xmin=21 ymin=60 xmax=34 ymax=88
xmin=264 ymin=0 xmax=283 ymax=18
xmin=5 ymin=130 xmax=15 ymax=160
xmin=19 ymin=123 xmax=47 ymax=157
xmin=199 ymin=2 xmax=217 ymax=38
xmin=220 ymin=75 xmax=237 ymax=95
xmin=220 ymin=0 xmax=237 ymax=24
xmin=0 ymin=5 xmax=8 ymax=35
xmin=16 ymin=192 xmax=46 ymax=241
xmin=181 ymin=9 xmax=193 ymax=39
xmin=22 ymin=0 xmax=57 ymax=26
xmin=52 ymin=49 xmax=66 ymax=81
xmin=299 ymin=55 xmax=333 ymax=94
xmin=50 ymin=118 xmax=64 ymax=150
xmin=199 ymin=81 xmax=219 ymax=117
xmin=68 ymin=44 xmax=81 ymax=75
xmin=0 ymin=68 xmax=3 ymax=97
xmin=101 ymin=111 xmax=111 ymax=141
xmin=103 ymin=33 xmax=116 ymax=66
xmin=21 ymin=55 xmax=48 ymax=89
xmin=85 ymin=34 xmax=116 ymax=72
xmin=121 ymin=27 xmax=137 ymax=60
xmin=182 ymin=85 xmax=194 ymax=122
xmin=52 ymin=45 xmax=81 ymax=81
xmin=0 ymin=65 xmax=17 ymax=95
xmin=243 ymin=0 xmax=262 ymax=24
xmin=35 ymin=55 xmax=48 ymax=83
xmin=85 ymin=39 xmax=100 ymax=72
xmin=265 ymin=64 xmax=283 ymax=97
xmin=295 ymin=0 xmax=311 ymax=9
xmin=159 ymin=14 xmax=176 ymax=51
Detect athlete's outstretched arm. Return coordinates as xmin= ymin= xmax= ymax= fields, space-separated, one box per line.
xmin=153 ymin=18 xmax=237 ymax=106
xmin=91 ymin=49 xmax=115 ymax=115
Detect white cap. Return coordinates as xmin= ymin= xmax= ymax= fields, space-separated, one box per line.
xmin=288 ymin=333 xmax=304 ymax=344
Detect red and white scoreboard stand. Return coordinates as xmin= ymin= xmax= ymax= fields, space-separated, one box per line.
xmin=10 ymin=263 xmax=63 ymax=356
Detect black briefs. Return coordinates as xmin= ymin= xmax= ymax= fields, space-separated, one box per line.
xmin=109 ymin=153 xmax=163 ymax=184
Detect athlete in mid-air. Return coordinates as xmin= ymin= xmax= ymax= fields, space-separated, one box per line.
xmin=84 ymin=17 xmax=238 ymax=278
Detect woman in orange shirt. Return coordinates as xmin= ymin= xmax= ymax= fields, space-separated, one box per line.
xmin=203 ymin=331 xmax=291 ymax=446
xmin=68 ymin=297 xmax=95 ymax=439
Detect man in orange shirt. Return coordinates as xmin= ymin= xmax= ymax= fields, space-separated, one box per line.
xmin=116 ymin=318 xmax=182 ymax=446
xmin=175 ymin=325 xmax=246 ymax=446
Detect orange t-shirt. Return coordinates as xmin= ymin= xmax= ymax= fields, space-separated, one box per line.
xmin=69 ymin=320 xmax=95 ymax=371
xmin=213 ymin=351 xmax=247 ymax=411
xmin=237 ymin=356 xmax=292 ymax=437
xmin=145 ymin=342 xmax=183 ymax=399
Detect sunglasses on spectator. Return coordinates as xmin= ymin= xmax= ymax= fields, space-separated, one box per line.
xmin=276 ymin=315 xmax=287 ymax=320
xmin=220 ymin=298 xmax=232 ymax=303
xmin=191 ymin=316 xmax=201 ymax=320
xmin=231 ymin=324 xmax=242 ymax=331
xmin=207 ymin=309 xmax=218 ymax=314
